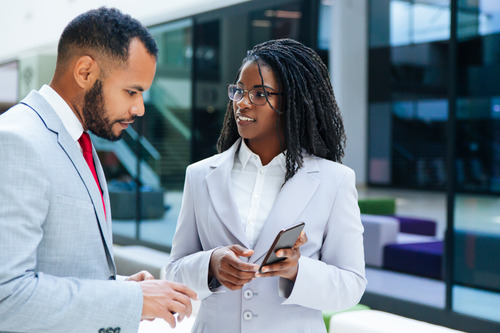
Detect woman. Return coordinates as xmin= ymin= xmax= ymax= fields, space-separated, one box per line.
xmin=166 ymin=38 xmax=366 ymax=333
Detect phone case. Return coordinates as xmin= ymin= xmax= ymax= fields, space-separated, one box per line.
xmin=259 ymin=222 xmax=305 ymax=272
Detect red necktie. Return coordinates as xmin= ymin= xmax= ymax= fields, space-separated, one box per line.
xmin=78 ymin=132 xmax=106 ymax=219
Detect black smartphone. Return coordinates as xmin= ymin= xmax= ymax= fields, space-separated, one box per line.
xmin=259 ymin=222 xmax=305 ymax=273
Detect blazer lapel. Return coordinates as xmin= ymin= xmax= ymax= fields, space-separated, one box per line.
xmin=94 ymin=150 xmax=111 ymax=225
xmin=250 ymin=156 xmax=321 ymax=262
xmin=21 ymin=91 xmax=114 ymax=264
xmin=92 ymin=146 xmax=116 ymax=274
xmin=205 ymin=140 xmax=250 ymax=248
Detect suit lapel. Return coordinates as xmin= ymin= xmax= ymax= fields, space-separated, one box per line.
xmin=250 ymin=156 xmax=321 ymax=262
xmin=92 ymin=147 xmax=115 ymax=273
xmin=94 ymin=150 xmax=111 ymax=225
xmin=205 ymin=140 xmax=250 ymax=248
xmin=21 ymin=91 xmax=114 ymax=265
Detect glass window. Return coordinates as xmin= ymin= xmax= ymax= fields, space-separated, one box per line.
xmin=453 ymin=194 xmax=500 ymax=322
xmin=366 ymin=0 xmax=449 ymax=311
xmin=368 ymin=0 xmax=500 ymax=328
xmin=249 ymin=2 xmax=303 ymax=48
xmin=453 ymin=2 xmax=500 ymax=322
xmin=318 ymin=0 xmax=333 ymax=50
xmin=369 ymin=0 xmax=449 ymax=188
xmin=371 ymin=0 xmax=450 ymax=47
xmin=411 ymin=1 xmax=450 ymax=44
xmin=478 ymin=0 xmax=500 ymax=36
xmin=458 ymin=0 xmax=500 ymax=39
xmin=107 ymin=19 xmax=193 ymax=249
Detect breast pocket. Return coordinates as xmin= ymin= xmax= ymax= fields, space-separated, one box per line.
xmin=57 ymin=194 xmax=94 ymax=211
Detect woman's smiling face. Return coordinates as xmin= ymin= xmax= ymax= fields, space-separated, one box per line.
xmin=233 ymin=61 xmax=283 ymax=149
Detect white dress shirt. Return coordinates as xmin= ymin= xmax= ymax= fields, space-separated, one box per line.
xmin=231 ymin=140 xmax=286 ymax=249
xmin=39 ymin=85 xmax=84 ymax=148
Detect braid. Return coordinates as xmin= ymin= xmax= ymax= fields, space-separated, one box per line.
xmin=217 ymin=38 xmax=346 ymax=184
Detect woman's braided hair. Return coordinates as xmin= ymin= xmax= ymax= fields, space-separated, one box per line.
xmin=217 ymin=38 xmax=346 ymax=184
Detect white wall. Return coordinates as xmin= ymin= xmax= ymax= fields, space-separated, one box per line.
xmin=331 ymin=0 xmax=368 ymax=185
xmin=0 ymin=0 xmax=247 ymax=63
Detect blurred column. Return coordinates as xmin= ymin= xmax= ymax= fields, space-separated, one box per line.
xmin=331 ymin=0 xmax=368 ymax=185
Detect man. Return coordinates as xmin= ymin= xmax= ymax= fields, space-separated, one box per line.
xmin=0 ymin=7 xmax=196 ymax=333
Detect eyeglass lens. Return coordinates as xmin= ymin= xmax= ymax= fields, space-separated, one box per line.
xmin=228 ymin=85 xmax=270 ymax=106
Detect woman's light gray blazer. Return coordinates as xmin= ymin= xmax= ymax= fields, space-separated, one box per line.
xmin=166 ymin=139 xmax=367 ymax=333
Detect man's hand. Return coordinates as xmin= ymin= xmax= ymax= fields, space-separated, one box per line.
xmin=209 ymin=245 xmax=259 ymax=290
xmin=139 ymin=280 xmax=198 ymax=328
xmin=126 ymin=270 xmax=154 ymax=282
xmin=256 ymin=230 xmax=308 ymax=281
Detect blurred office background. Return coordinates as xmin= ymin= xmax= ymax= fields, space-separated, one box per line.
xmin=2 ymin=0 xmax=500 ymax=331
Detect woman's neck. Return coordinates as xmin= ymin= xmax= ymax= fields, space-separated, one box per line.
xmin=245 ymin=139 xmax=284 ymax=166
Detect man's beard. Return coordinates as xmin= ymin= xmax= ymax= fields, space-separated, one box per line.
xmin=82 ymin=79 xmax=131 ymax=142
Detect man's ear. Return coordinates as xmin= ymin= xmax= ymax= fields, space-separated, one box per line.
xmin=73 ymin=55 xmax=100 ymax=89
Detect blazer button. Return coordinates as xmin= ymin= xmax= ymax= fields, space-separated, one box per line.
xmin=109 ymin=276 xmax=116 ymax=280
xmin=243 ymin=310 xmax=253 ymax=321
xmin=243 ymin=289 xmax=254 ymax=300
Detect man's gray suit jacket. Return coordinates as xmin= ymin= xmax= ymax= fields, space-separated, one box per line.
xmin=0 ymin=91 xmax=143 ymax=333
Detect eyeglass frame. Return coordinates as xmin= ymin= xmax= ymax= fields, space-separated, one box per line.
xmin=227 ymin=84 xmax=284 ymax=106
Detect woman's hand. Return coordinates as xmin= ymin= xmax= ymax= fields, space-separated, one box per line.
xmin=209 ymin=245 xmax=260 ymax=290
xmin=256 ymin=231 xmax=308 ymax=281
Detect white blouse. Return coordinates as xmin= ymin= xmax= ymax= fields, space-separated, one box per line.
xmin=231 ymin=140 xmax=286 ymax=249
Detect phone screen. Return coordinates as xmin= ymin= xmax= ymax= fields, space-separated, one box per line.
xmin=259 ymin=222 xmax=305 ymax=273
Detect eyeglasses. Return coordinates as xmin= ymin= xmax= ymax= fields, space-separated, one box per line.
xmin=227 ymin=84 xmax=283 ymax=106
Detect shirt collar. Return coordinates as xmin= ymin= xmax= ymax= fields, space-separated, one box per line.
xmin=39 ymin=84 xmax=84 ymax=142
xmin=237 ymin=139 xmax=287 ymax=172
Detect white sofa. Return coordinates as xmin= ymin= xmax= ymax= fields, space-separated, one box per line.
xmin=361 ymin=214 xmax=399 ymax=267
xmin=361 ymin=214 xmax=439 ymax=267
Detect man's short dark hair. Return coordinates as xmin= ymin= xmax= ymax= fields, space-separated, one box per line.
xmin=57 ymin=7 xmax=158 ymax=67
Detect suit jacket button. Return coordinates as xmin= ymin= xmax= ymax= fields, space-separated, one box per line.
xmin=243 ymin=310 xmax=253 ymax=321
xmin=109 ymin=276 xmax=116 ymax=280
xmin=243 ymin=289 xmax=254 ymax=300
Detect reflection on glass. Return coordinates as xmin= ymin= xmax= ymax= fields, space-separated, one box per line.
xmin=148 ymin=19 xmax=193 ymax=190
xmin=453 ymin=285 xmax=500 ymax=323
xmin=250 ymin=2 xmax=302 ymax=47
xmin=390 ymin=0 xmax=450 ymax=47
xmin=453 ymin=0 xmax=500 ymax=324
xmin=369 ymin=103 xmax=392 ymax=184
xmin=318 ymin=0 xmax=333 ymax=50
xmin=412 ymin=1 xmax=450 ymax=43
xmin=478 ymin=0 xmax=500 ymax=36
xmin=458 ymin=0 xmax=500 ymax=39
xmin=453 ymin=194 xmax=500 ymax=322
xmin=455 ymin=97 xmax=500 ymax=192
xmin=393 ymin=101 xmax=414 ymax=119
xmin=391 ymin=100 xmax=447 ymax=189
xmin=417 ymin=99 xmax=448 ymax=121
